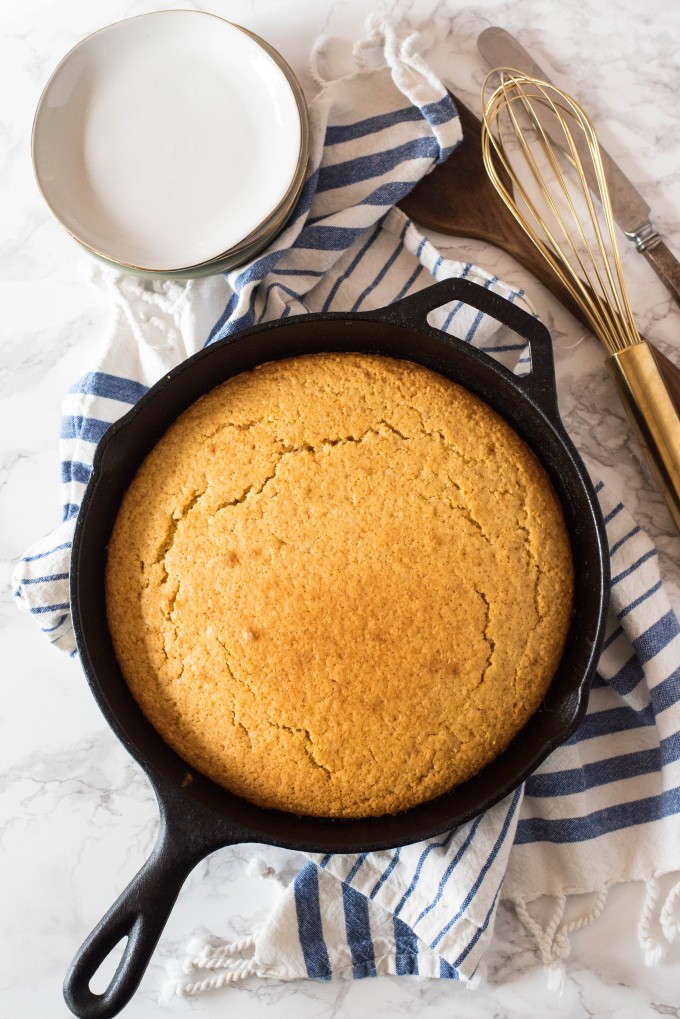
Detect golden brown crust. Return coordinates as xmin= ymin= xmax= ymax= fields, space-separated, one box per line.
xmin=106 ymin=353 xmax=573 ymax=818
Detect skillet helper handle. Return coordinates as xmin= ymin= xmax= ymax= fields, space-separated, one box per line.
xmin=387 ymin=278 xmax=559 ymax=420
xmin=63 ymin=795 xmax=236 ymax=1019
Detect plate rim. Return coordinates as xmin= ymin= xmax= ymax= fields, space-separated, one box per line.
xmin=31 ymin=10 xmax=309 ymax=272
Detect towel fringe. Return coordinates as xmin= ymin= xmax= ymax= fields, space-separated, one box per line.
xmin=160 ymin=933 xmax=260 ymax=1003
xmin=351 ymin=14 xmax=388 ymax=69
xmin=513 ymin=887 xmax=609 ymax=990
xmin=514 ymin=875 xmax=680 ymax=983
xmin=309 ymin=15 xmax=396 ymax=89
xmin=180 ymin=934 xmax=258 ymax=974
xmin=159 ymin=958 xmax=259 ymax=1003
xmin=311 ymin=15 xmax=445 ymax=107
xmin=161 ymin=861 xmax=287 ymax=1002
xmin=308 ymin=34 xmax=331 ymax=89
xmin=88 ymin=262 xmax=197 ymax=360
xmin=245 ymin=854 xmax=289 ymax=890
xmin=660 ymin=876 xmax=680 ymax=944
xmin=638 ymin=874 xmax=668 ymax=965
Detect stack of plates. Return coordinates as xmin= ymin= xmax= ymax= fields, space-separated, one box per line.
xmin=32 ymin=12 xmax=310 ymax=279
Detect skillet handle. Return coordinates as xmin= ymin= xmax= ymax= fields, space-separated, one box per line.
xmin=384 ymin=278 xmax=560 ymax=421
xmin=64 ymin=790 xmax=242 ymax=1019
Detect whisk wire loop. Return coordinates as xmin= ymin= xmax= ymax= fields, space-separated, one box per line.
xmin=481 ymin=70 xmax=641 ymax=355
xmin=481 ymin=80 xmax=610 ymax=345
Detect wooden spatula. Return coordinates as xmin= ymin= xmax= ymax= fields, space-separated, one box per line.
xmin=398 ymin=92 xmax=680 ymax=408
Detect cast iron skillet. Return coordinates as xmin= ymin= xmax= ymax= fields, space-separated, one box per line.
xmin=64 ymin=279 xmax=609 ymax=1018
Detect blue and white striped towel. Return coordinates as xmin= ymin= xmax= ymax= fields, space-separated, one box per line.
xmin=13 ymin=15 xmax=680 ymax=998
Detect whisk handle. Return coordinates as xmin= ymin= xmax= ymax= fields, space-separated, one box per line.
xmin=607 ymin=341 xmax=680 ymax=534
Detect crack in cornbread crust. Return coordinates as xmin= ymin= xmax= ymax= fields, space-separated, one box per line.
xmin=106 ymin=353 xmax=574 ymax=818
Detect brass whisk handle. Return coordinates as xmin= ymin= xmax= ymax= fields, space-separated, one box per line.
xmin=607 ymin=341 xmax=680 ymax=532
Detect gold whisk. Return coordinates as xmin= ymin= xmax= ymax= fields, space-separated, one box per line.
xmin=480 ymin=69 xmax=680 ymax=534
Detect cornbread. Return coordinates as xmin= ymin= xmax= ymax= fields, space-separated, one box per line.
xmin=106 ymin=353 xmax=573 ymax=818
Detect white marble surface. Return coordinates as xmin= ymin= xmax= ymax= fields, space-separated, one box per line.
xmin=2 ymin=0 xmax=680 ymax=1016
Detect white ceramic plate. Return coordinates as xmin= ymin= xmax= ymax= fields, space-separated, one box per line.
xmin=32 ymin=11 xmax=303 ymax=272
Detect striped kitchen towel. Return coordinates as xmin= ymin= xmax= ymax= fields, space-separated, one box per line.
xmin=13 ymin=13 xmax=680 ymax=998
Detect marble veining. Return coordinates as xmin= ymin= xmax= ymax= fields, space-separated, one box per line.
xmin=2 ymin=0 xmax=680 ymax=1016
